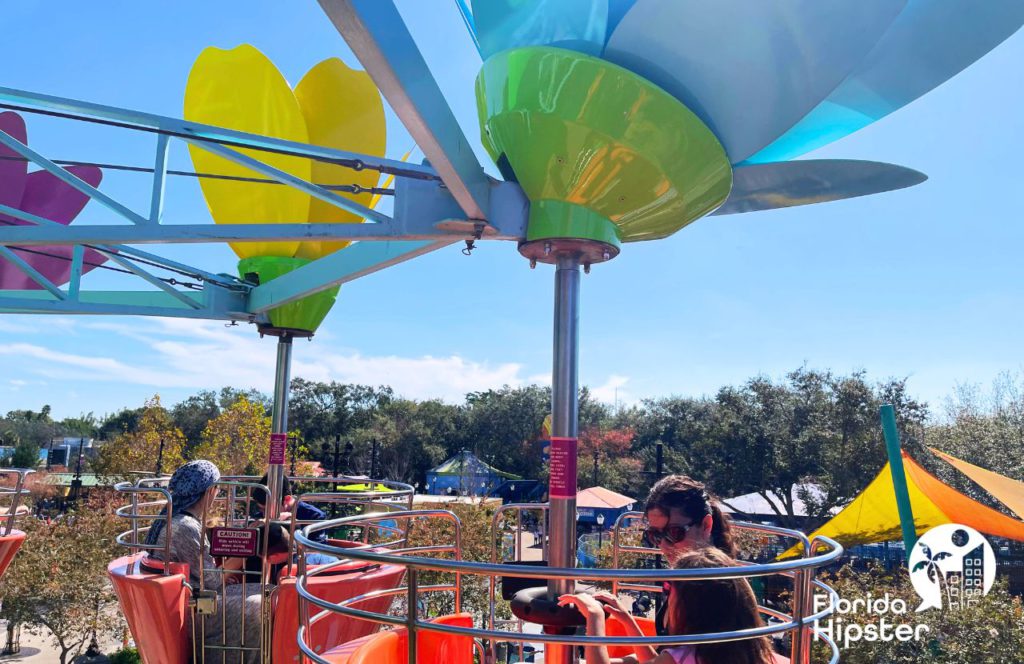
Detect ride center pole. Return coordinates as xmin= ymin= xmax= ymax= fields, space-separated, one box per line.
xmin=880 ymin=404 xmax=917 ymax=560
xmin=267 ymin=334 xmax=294 ymax=521
xmin=547 ymin=254 xmax=580 ymax=664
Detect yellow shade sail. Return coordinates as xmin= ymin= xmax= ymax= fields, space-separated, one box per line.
xmin=184 ymin=44 xmax=310 ymax=260
xmin=782 ymin=453 xmax=1024 ymax=557
xmin=929 ymin=447 xmax=1024 ymax=521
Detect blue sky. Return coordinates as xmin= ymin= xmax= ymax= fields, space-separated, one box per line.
xmin=1 ymin=2 xmax=1022 ymax=420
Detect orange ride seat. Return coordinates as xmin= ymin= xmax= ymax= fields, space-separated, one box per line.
xmin=320 ymin=613 xmax=475 ymax=664
xmin=272 ymin=555 xmax=405 ymax=664
xmin=0 ymin=530 xmax=25 ymax=579
xmin=605 ymin=614 xmax=657 ymax=658
xmin=107 ymin=553 xmax=192 ymax=664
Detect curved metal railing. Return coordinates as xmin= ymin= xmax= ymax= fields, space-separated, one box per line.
xmin=0 ymin=468 xmax=34 ymax=536
xmin=112 ymin=473 xmax=416 ymax=663
xmin=294 ymin=509 xmax=844 ymax=664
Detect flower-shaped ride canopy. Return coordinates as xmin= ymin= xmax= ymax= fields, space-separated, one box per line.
xmin=464 ymin=0 xmax=1023 ymax=249
xmin=184 ymin=44 xmax=388 ymax=334
xmin=0 ymin=111 xmax=107 ymax=291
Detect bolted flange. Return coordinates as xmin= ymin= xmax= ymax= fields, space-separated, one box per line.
xmin=517 ymin=237 xmax=619 ymax=267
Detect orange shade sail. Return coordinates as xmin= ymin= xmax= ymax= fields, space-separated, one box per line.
xmin=782 ymin=452 xmax=1024 ymax=557
xmin=930 ymin=447 xmax=1024 ymax=519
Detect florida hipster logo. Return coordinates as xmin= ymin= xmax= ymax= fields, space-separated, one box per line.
xmin=909 ymin=524 xmax=995 ymax=612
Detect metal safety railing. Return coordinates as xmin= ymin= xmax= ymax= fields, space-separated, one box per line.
xmin=488 ymin=502 xmax=549 ymax=662
xmin=295 ymin=509 xmax=465 ymax=664
xmin=611 ymin=511 xmax=842 ymax=664
xmin=294 ymin=509 xmax=844 ymax=664
xmin=114 ymin=473 xmax=414 ymax=664
xmin=0 ymin=468 xmax=33 ymax=536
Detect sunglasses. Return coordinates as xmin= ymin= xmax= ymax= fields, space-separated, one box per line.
xmin=644 ymin=522 xmax=694 ymax=546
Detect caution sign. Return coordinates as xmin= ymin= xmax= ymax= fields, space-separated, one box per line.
xmin=209 ymin=527 xmax=259 ymax=557
xmin=269 ymin=433 xmax=288 ymax=465
xmin=549 ymin=436 xmax=578 ymax=498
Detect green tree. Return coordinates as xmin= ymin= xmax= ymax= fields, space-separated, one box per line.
xmin=927 ymin=372 xmax=1024 ymax=485
xmin=170 ymin=390 xmax=221 ymax=451
xmin=9 ymin=436 xmax=39 ymax=469
xmin=59 ymin=413 xmax=99 ymax=439
xmin=190 ymin=396 xmax=272 ymax=476
xmin=0 ymin=493 xmax=126 ymax=664
xmin=817 ymin=563 xmax=1024 ymax=663
xmin=1 ymin=406 xmax=58 ymax=452
xmin=463 ymin=385 xmax=550 ymax=481
xmin=97 ymin=407 xmax=144 ymax=441
xmin=349 ymin=398 xmax=458 ymax=484
xmin=288 ymin=379 xmax=393 ymax=449
xmin=92 ymin=396 xmax=185 ymax=478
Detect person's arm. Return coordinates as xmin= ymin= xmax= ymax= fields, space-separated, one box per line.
xmin=558 ymin=594 xmax=614 ymax=664
xmin=592 ymin=591 xmax=660 ymax=663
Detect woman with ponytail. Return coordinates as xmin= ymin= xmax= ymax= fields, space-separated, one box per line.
xmin=643 ymin=475 xmax=737 ymax=561
xmin=587 ymin=475 xmax=740 ymax=661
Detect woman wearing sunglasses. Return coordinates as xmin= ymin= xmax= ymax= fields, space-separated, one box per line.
xmin=559 ymin=548 xmax=785 ymax=664
xmin=643 ymin=475 xmax=737 ymax=562
xmin=582 ymin=475 xmax=739 ymax=662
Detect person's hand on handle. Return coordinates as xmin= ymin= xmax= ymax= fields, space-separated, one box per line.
xmin=558 ymin=593 xmax=606 ymax=619
xmin=592 ymin=590 xmax=631 ymax=618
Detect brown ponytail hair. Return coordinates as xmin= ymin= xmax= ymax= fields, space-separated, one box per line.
xmin=644 ymin=475 xmax=737 ymax=557
xmin=670 ymin=548 xmax=776 ymax=664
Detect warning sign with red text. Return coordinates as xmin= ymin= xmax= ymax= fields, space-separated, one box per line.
xmin=548 ymin=437 xmax=578 ymax=498
xmin=209 ymin=527 xmax=259 ymax=557
xmin=268 ymin=433 xmax=288 ymax=465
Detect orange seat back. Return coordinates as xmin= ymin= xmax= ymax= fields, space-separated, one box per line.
xmin=0 ymin=530 xmax=24 ymax=579
xmin=273 ymin=560 xmax=405 ymax=663
xmin=107 ymin=553 xmax=191 ymax=664
xmin=605 ymin=614 xmax=656 ymax=658
xmin=321 ymin=613 xmax=474 ymax=664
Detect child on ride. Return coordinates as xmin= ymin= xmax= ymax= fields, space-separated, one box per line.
xmin=560 ymin=547 xmax=787 ymax=664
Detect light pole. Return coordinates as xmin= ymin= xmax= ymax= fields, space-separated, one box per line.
xmin=155 ymin=437 xmax=165 ymax=477
xmin=596 ymin=512 xmax=606 ymax=551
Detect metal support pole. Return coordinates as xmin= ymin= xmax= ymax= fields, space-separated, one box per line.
xmin=655 ymin=440 xmax=664 ymax=478
xmin=155 ymin=437 xmax=165 ymax=477
xmin=880 ymin=404 xmax=917 ymax=559
xmin=547 ymin=254 xmax=580 ymax=664
xmin=406 ymin=568 xmax=418 ymax=663
xmin=267 ymin=335 xmax=293 ymax=521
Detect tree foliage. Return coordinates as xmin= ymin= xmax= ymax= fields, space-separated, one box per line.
xmin=0 ymin=492 xmax=125 ymax=664
xmin=190 ymin=396 xmax=272 ymax=476
xmin=817 ymin=563 xmax=1024 ymax=663
xmin=91 ymin=396 xmax=185 ymax=479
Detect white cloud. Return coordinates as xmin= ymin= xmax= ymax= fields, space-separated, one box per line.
xmin=0 ymin=319 xmax=33 ymax=333
xmin=589 ymin=374 xmax=633 ymax=406
xmin=5 ymin=318 xmax=535 ymax=402
xmin=527 ymin=373 xmax=552 ymax=385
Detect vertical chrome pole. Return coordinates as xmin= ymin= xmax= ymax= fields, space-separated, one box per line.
xmin=268 ymin=335 xmax=293 ymax=521
xmin=547 ymin=254 xmax=580 ymax=664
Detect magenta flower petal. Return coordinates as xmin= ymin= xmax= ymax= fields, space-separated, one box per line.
xmin=0 ymin=112 xmax=28 ymax=212
xmin=0 ymin=165 xmax=110 ymax=290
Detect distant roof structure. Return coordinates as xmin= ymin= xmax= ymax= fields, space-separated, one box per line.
xmin=428 ymin=449 xmax=520 ymax=480
xmin=720 ymin=483 xmax=838 ymax=519
xmin=577 ymin=486 xmax=635 ymax=510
